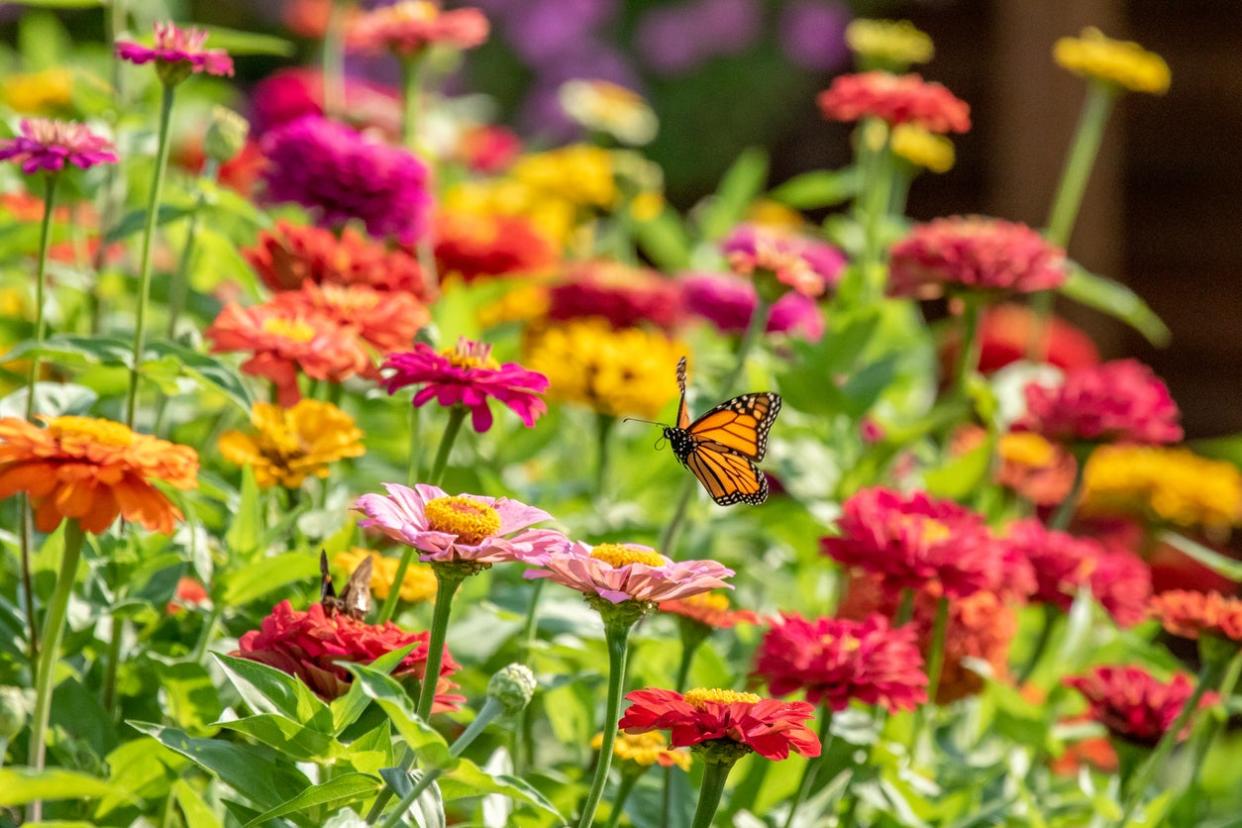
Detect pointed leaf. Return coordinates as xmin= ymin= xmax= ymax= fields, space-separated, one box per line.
xmin=330 ymin=643 xmax=418 ymax=735
xmin=1059 ymin=267 xmax=1170 ymax=347
xmin=216 ymin=714 xmax=339 ymax=761
xmin=769 ymin=169 xmax=859 ymax=209
xmin=213 ymin=653 xmax=331 ymax=728
xmin=224 ymin=466 xmax=262 ymax=559
xmin=172 ymin=779 xmax=224 ymax=828
xmin=243 ymin=773 xmax=380 ymax=826
xmin=341 ymin=663 xmax=454 ymax=770
xmin=699 ymin=147 xmax=768 ymax=239
xmin=440 ymin=758 xmax=564 ymax=819
xmin=219 ymin=550 xmax=319 ymax=607
xmin=0 ymin=769 xmax=127 ymax=806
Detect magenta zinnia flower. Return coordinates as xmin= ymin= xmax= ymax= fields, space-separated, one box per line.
xmin=0 ymin=119 xmax=117 ymax=174
xmin=349 ymin=0 xmax=490 ymax=57
xmin=1066 ymin=665 xmax=1217 ymax=746
xmin=383 ymin=338 xmax=548 ymax=433
xmin=115 ymin=21 xmax=234 ymax=84
xmin=526 ymin=542 xmax=734 ymax=605
xmin=354 ymin=483 xmax=566 ymax=565
xmin=721 ymin=224 xmax=845 ymax=299
xmin=1018 ymin=359 xmax=1183 ymax=445
xmin=1000 ymin=519 xmax=1098 ymax=611
xmin=679 ymin=272 xmax=825 ymax=340
xmin=261 ymin=115 xmax=432 ymax=245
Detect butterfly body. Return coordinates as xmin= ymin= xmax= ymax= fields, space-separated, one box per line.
xmin=321 ymin=550 xmax=373 ymax=621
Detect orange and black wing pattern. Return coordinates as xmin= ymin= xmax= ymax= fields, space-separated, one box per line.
xmin=667 ymin=385 xmax=782 ymax=506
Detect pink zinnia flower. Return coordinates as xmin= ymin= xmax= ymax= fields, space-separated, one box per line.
xmin=526 ymin=542 xmax=734 ymax=605
xmin=0 ymin=119 xmax=117 ymax=175
xmin=547 ymin=261 xmax=684 ymax=331
xmin=817 ymin=72 xmax=970 ymax=133
xmin=115 ymin=22 xmax=234 ymax=84
xmin=248 ymin=68 xmax=400 ymax=137
xmin=721 ymin=224 xmax=846 ymax=299
xmin=1066 ymin=665 xmax=1217 ymax=746
xmin=1000 ymin=519 xmax=1099 ymax=611
xmin=1088 ymin=545 xmax=1152 ymax=628
xmin=349 ymin=0 xmax=490 ymax=56
xmin=355 ymin=482 xmax=566 ymax=565
xmin=1019 ymin=359 xmax=1183 ymax=445
xmin=889 ymin=216 xmax=1067 ymax=298
xmin=679 ymin=272 xmax=825 ymax=340
xmin=755 ymin=613 xmax=928 ymax=712
xmin=382 ymin=337 xmax=548 ymax=433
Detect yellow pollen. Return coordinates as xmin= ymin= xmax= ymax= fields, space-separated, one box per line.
xmin=261 ymin=316 xmax=317 ymax=343
xmin=424 ymin=496 xmax=501 ymax=545
xmin=49 ymin=416 xmax=135 ymax=448
xmin=684 ymin=688 xmax=760 ymax=708
xmin=590 ymin=543 xmax=665 ymax=568
xmin=441 ymin=339 xmax=500 ymax=370
xmin=683 ymin=592 xmax=730 ymax=613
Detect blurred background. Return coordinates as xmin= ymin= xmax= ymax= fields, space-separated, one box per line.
xmin=3 ymin=0 xmax=1240 ymax=438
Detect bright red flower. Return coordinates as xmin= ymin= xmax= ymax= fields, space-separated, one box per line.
xmin=817 ymin=72 xmax=970 ymax=133
xmin=755 ymin=613 xmax=927 ymax=712
xmin=546 ymin=261 xmax=684 ymax=330
xmin=1150 ymin=590 xmax=1242 ymax=642
xmin=1088 ymin=546 xmax=1152 ymax=628
xmin=434 ymin=212 xmax=556 ymax=283
xmin=457 ymin=124 xmax=521 ymax=173
xmin=272 ymin=282 xmax=428 ymax=355
xmin=1066 ymin=665 xmax=1217 ymax=746
xmin=659 ymin=592 xmax=759 ymax=630
xmin=236 ymin=599 xmax=463 ymax=710
xmin=167 ymin=577 xmax=210 ymax=614
xmin=1019 ymin=359 xmax=1183 ymax=445
xmin=946 ymin=304 xmax=1099 ymax=375
xmin=1000 ymin=519 xmax=1100 ymax=611
xmin=619 ymin=688 xmax=821 ymax=761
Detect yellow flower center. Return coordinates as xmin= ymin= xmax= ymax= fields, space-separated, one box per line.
xmin=441 ymin=338 xmax=500 ymax=370
xmin=261 ymin=316 xmax=317 ymax=343
xmin=49 ymin=416 xmax=135 ymax=448
xmin=424 ymin=496 xmax=501 ymax=545
xmin=684 ymin=688 xmax=760 ymax=708
xmin=682 ymin=592 xmax=730 ymax=613
xmin=590 ymin=543 xmax=665 ymax=568
xmin=1000 ymin=432 xmax=1056 ymax=468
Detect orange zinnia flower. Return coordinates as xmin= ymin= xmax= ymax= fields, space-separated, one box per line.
xmin=1150 ymin=590 xmax=1242 ymax=642
xmin=0 ymin=416 xmax=198 ymax=534
xmin=272 ymin=282 xmax=428 ymax=355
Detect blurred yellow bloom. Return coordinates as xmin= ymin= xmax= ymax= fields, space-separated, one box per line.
xmin=334 ymin=547 xmax=437 ymax=604
xmin=559 ymin=80 xmax=658 ymax=146
xmin=443 ymin=178 xmax=579 ymax=247
xmin=479 ymin=281 xmax=552 ymax=328
xmin=523 ymin=319 xmax=684 ymax=419
xmin=1054 ymin=28 xmax=1170 ymax=95
xmin=511 ymin=144 xmax=617 ymax=210
xmin=845 ymin=19 xmax=933 ymax=67
xmin=218 ymin=400 xmax=365 ymax=488
xmin=892 ymin=123 xmax=955 ymax=173
xmin=591 ymin=730 xmax=691 ymax=771
xmin=629 ymin=190 xmax=665 ymax=222
xmin=1082 ymin=445 xmax=1242 ymax=534
xmin=2 ymin=69 xmax=72 ymax=115
xmin=746 ymin=198 xmax=805 ymax=230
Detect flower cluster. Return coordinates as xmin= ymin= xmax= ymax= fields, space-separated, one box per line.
xmin=679 ymin=272 xmax=824 ymax=340
xmin=1019 ymin=360 xmax=1183 ymax=445
xmin=218 ymin=400 xmax=364 ymax=489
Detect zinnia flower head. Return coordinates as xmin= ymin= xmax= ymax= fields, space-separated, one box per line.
xmin=349 ymin=0 xmax=489 ymax=57
xmin=115 ymin=21 xmax=234 ymax=85
xmin=755 ymin=613 xmax=927 ymax=712
xmin=660 ymin=592 xmax=759 ymax=630
xmin=235 ymin=599 xmax=463 ymax=709
xmin=844 ymin=19 xmax=933 ymax=68
xmin=679 ymin=272 xmax=825 ymax=340
xmin=248 ymin=67 xmax=400 ymax=137
xmin=618 ymin=688 xmax=821 ymax=761
xmin=890 ymin=123 xmax=954 ymax=173
xmin=0 ymin=118 xmax=118 ymax=175
xmin=509 ymin=144 xmax=617 ymax=211
xmin=721 ymin=224 xmax=845 ymax=299
xmin=818 ymin=72 xmax=970 ymax=133
xmin=167 ymin=577 xmax=210 ymax=614
xmin=382 ymin=338 xmax=548 ymax=433
xmin=591 ymin=730 xmax=691 ymax=771
xmin=1054 ymin=27 xmax=1170 ymax=95
xmin=889 ymin=216 xmax=1067 ymax=299
xmin=355 ymin=483 xmax=564 ymax=567
xmin=218 ymin=400 xmax=364 ymax=489
xmin=334 ymin=547 xmax=437 ymax=604
xmin=1019 ymin=359 xmax=1183 ymax=445
xmin=559 ymin=79 xmax=658 ymax=146
xmin=1150 ymin=590 xmax=1242 ymax=643
xmin=547 ymin=261 xmax=684 ymax=331
xmin=434 ymin=211 xmax=555 ymax=283
xmin=940 ymin=303 xmax=1099 ymax=376
xmin=273 ymin=282 xmax=427 ymax=355
xmin=1089 ymin=546 xmax=1153 ymax=628
xmin=262 ymin=115 xmax=432 ymax=244
xmin=526 ymin=542 xmax=734 ymax=606
xmin=0 ymin=416 xmax=198 ymax=534
xmin=522 ymin=319 xmax=684 ymax=420
xmin=1000 ymin=519 xmax=1101 ymax=611
xmin=1066 ymin=665 xmax=1215 ymax=746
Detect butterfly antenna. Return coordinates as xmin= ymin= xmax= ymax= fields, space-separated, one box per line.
xmin=622 ymin=416 xmax=667 ymax=428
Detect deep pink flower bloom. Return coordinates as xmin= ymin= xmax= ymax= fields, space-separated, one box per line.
xmin=248 ymin=68 xmax=400 ymax=136
xmin=382 ymin=338 xmax=548 ymax=433
xmin=1019 ymin=359 xmax=1183 ymax=445
xmin=1066 ymin=665 xmax=1217 ymax=746
xmin=354 ymin=482 xmax=566 ymax=565
xmin=818 ymin=72 xmax=970 ymax=133
xmin=115 ymin=22 xmax=234 ymax=82
xmin=547 ymin=261 xmax=684 ymax=331
xmin=1000 ymin=519 xmax=1099 ymax=611
xmin=1089 ymin=546 xmax=1152 ymax=628
xmin=755 ymin=613 xmax=927 ymax=712
xmin=526 ymin=542 xmax=734 ymax=605
xmin=0 ymin=119 xmax=117 ymax=175
xmin=679 ymin=272 xmax=824 ymax=340
xmin=349 ymin=1 xmax=490 ymax=56
xmin=261 ymin=115 xmax=432 ymax=245
xmin=721 ymin=224 xmax=845 ymax=299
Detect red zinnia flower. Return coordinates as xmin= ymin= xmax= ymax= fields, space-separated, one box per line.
xmin=659 ymin=592 xmax=759 ymax=630
xmin=1000 ymin=519 xmax=1100 ymax=611
xmin=546 ymin=261 xmax=684 ymax=330
xmin=236 ymin=600 xmax=463 ymax=710
xmin=167 ymin=577 xmax=210 ymax=614
xmin=619 ymin=688 xmax=821 ymax=761
xmin=817 ymin=72 xmax=970 ymax=133
xmin=1089 ymin=545 xmax=1152 ymax=628
xmin=1019 ymin=359 xmax=1182 ymax=445
xmin=1150 ymin=590 xmax=1242 ymax=642
xmin=458 ymin=124 xmax=521 ymax=173
xmin=755 ymin=613 xmax=927 ymax=712
xmin=940 ymin=304 xmax=1099 ymax=375
xmin=272 ymin=282 xmax=428 ymax=355
xmin=434 ymin=212 xmax=555 ymax=283
xmin=1066 ymin=665 xmax=1217 ymax=746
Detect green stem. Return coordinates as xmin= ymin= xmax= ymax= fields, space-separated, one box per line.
xmin=26 ymin=521 xmax=85 ymax=823
xmin=594 ymin=413 xmax=615 ymax=497
xmin=951 ymin=295 xmax=982 ymax=397
xmin=427 ymin=407 xmax=467 ymax=487
xmin=125 ymin=83 xmax=176 ymax=429
xmin=416 ymin=568 xmax=465 ymax=720
xmin=911 ymin=596 xmax=950 ymax=751
xmin=603 ymin=771 xmax=641 ymax=828
xmin=894 ymin=587 xmax=915 ymax=626
xmin=577 ymin=622 xmax=632 ymax=828
xmin=400 ymin=55 xmax=423 ymax=150
xmin=322 ymin=0 xmax=349 ymax=119
xmin=1048 ymin=447 xmax=1089 ymax=532
xmin=0 ymin=736 xmax=8 ymax=771
xmin=850 ymin=119 xmax=893 ymax=305
xmin=25 ymin=173 xmax=59 ymax=421
xmin=1016 ymin=603 xmax=1059 ymax=686
xmin=376 ymin=547 xmax=416 ymax=624
xmin=166 ymin=159 xmax=218 ymax=339
xmin=513 ymin=579 xmax=546 ymax=776
xmin=101 ymin=613 xmax=123 ymax=712
xmin=781 ymin=710 xmax=834 ymax=828
xmin=192 ymin=604 xmax=223 ymax=663
xmin=19 ymin=505 xmax=38 ymax=682
xmin=406 ymin=404 xmax=421 ymax=486
xmin=689 ymin=756 xmax=737 ymax=828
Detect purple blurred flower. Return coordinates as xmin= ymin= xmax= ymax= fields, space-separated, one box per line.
xmin=261 ymin=115 xmax=431 ymax=244
xmin=0 ymin=119 xmax=117 ymax=175
xmin=502 ymin=0 xmax=617 ymax=66
xmin=779 ymin=0 xmax=849 ymax=70
xmin=680 ymin=272 xmax=825 ymax=340
xmin=636 ymin=0 xmax=761 ymax=76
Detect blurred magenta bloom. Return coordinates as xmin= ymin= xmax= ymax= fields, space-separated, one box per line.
xmin=248 ymin=68 xmax=399 ymax=136
xmin=1019 ymin=359 xmax=1183 ymax=445
xmin=0 ymin=118 xmax=117 ymax=174
xmin=722 ymin=224 xmax=846 ymax=298
xmin=115 ymin=21 xmax=234 ymax=82
xmin=679 ymin=272 xmax=825 ymax=340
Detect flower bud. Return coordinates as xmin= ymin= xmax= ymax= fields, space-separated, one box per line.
xmin=205 ymin=106 xmax=249 ymax=163
xmin=487 ymin=663 xmax=536 ymax=715
xmin=0 ymin=686 xmax=29 ymax=741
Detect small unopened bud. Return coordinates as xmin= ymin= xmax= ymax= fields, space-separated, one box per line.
xmin=487 ymin=663 xmax=536 ymax=715
xmin=0 ymin=686 xmax=29 ymax=741
xmin=205 ymin=106 xmax=249 ymax=163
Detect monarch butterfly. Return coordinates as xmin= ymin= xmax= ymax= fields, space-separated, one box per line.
xmin=658 ymin=356 xmax=781 ymax=506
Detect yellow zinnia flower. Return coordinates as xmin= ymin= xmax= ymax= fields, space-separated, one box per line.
xmin=1053 ymin=28 xmax=1170 ymax=95
xmin=522 ymin=319 xmax=684 ymax=419
xmin=218 ymin=399 xmax=365 ymax=488
xmin=845 ymin=19 xmax=934 ymax=68
xmin=2 ymin=69 xmax=73 ymax=115
xmin=334 ymin=548 xmax=437 ymax=604
xmin=559 ymin=80 xmax=658 ymax=146
xmin=1082 ymin=445 xmax=1242 ymax=534
xmin=746 ymin=199 xmax=805 ymax=231
xmin=891 ymin=123 xmax=955 ymax=173
xmin=511 ymin=144 xmax=617 ymax=210
xmin=591 ymin=730 xmax=691 ymax=771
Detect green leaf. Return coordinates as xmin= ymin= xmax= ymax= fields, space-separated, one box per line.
xmin=698 ymin=147 xmax=768 ymax=239
xmin=104 ymin=205 xmax=196 ymax=245
xmin=0 ymin=382 xmax=97 ymax=419
xmin=143 ymin=341 xmax=252 ymax=411
xmin=11 ymin=0 xmax=103 ymax=6
xmin=635 ymin=208 xmax=691 ymax=271
xmin=0 ymin=769 xmax=125 ymax=806
xmin=219 ymin=550 xmax=319 ymax=606
xmin=924 ymin=438 xmax=993 ymax=500
xmin=1059 ymin=267 xmax=1171 ymax=347
xmin=172 ymin=779 xmax=223 ymax=828
xmin=224 ymin=466 xmax=262 ymax=559
xmin=2 ymin=334 xmax=133 ymax=369
xmin=440 ymin=759 xmax=564 ymax=819
xmin=217 ymin=714 xmax=339 ymax=761
xmin=244 ymin=773 xmax=381 ymax=826
xmin=330 ymin=643 xmax=419 ymax=735
xmin=128 ymin=722 xmax=310 ymax=810
xmin=341 ymin=663 xmax=454 ymax=770
xmin=1159 ymin=531 xmax=1242 ymax=581
xmin=214 ymin=653 xmax=331 ymax=727
xmin=769 ymin=169 xmax=859 ymax=209
xmin=157 ymin=662 xmax=223 ymax=735
xmin=200 ymin=25 xmax=295 ymax=57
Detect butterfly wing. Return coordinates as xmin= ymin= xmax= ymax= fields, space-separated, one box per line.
xmin=686 ymin=392 xmax=781 ymax=461
xmin=685 ymin=443 xmax=769 ymax=505
xmin=319 ymin=550 xmax=337 ymax=604
xmin=338 ymin=556 xmax=374 ymax=620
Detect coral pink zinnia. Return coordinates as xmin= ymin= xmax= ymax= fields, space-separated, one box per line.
xmin=382 ymin=338 xmax=549 ymax=433
xmin=659 ymin=592 xmax=760 ymax=630
xmin=888 ymin=216 xmax=1068 ymax=299
xmin=721 ymin=224 xmax=845 ymax=299
xmin=526 ymin=542 xmax=734 ymax=605
xmin=1019 ymin=359 xmax=1183 ymax=445
xmin=271 ymin=282 xmax=428 ymax=355
xmin=0 ymin=118 xmax=118 ymax=174
xmin=1000 ymin=519 xmax=1100 ymax=611
xmin=1065 ymin=665 xmax=1217 ymax=746
xmin=817 ymin=72 xmax=970 ymax=133
xmin=349 ymin=0 xmax=490 ymax=57
xmin=1150 ymin=590 xmax=1242 ymax=642
xmin=115 ymin=22 xmax=234 ymax=83
xmin=755 ymin=613 xmax=927 ymax=712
